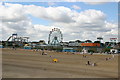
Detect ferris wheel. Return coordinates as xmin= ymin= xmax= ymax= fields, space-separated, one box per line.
xmin=48 ymin=28 xmax=63 ymax=45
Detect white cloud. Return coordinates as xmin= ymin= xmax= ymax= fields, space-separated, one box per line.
xmin=72 ymin=5 xmax=81 ymax=10
xmin=0 ymin=3 xmax=26 ymax=22
xmin=1 ymin=2 xmax=118 ymax=42
xmin=0 ymin=2 xmax=32 ymax=40
xmin=24 ymin=5 xmax=74 ymax=23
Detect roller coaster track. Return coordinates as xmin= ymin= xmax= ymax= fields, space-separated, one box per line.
xmin=7 ymin=36 xmax=12 ymax=41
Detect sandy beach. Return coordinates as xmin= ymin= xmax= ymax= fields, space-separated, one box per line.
xmin=2 ymin=48 xmax=118 ymax=78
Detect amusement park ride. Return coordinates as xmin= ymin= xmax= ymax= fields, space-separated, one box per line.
xmin=7 ymin=34 xmax=29 ymax=47
xmin=110 ymin=38 xmax=117 ymax=47
xmin=4 ymin=28 xmax=118 ymax=50
xmin=48 ymin=28 xmax=63 ymax=46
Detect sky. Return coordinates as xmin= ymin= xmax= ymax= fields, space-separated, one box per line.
xmin=0 ymin=2 xmax=118 ymax=43
xmin=1 ymin=0 xmax=119 ymax=2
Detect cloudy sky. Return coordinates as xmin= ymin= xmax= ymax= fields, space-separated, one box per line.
xmin=0 ymin=2 xmax=118 ymax=43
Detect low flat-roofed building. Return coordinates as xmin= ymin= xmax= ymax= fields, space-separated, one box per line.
xmin=63 ymin=47 xmax=76 ymax=52
xmin=81 ymin=43 xmax=100 ymax=47
xmin=39 ymin=40 xmax=46 ymax=45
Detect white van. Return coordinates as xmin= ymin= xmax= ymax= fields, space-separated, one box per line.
xmin=110 ymin=49 xmax=118 ymax=54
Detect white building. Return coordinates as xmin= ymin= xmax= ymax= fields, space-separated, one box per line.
xmin=68 ymin=41 xmax=80 ymax=46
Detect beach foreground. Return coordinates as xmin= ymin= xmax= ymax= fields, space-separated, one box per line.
xmin=2 ymin=48 xmax=118 ymax=78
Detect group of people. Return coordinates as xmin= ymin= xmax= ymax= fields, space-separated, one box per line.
xmin=86 ymin=60 xmax=97 ymax=66
xmin=35 ymin=49 xmax=115 ymax=65
xmin=32 ymin=49 xmax=47 ymax=55
xmin=41 ymin=51 xmax=47 ymax=55
xmin=105 ymin=54 xmax=115 ymax=61
xmin=12 ymin=45 xmax=16 ymax=50
xmin=83 ymin=55 xmax=87 ymax=58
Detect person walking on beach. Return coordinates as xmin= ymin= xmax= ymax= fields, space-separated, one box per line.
xmin=112 ymin=54 xmax=115 ymax=58
xmin=86 ymin=60 xmax=91 ymax=65
xmin=12 ymin=43 xmax=16 ymax=50
xmin=42 ymin=51 xmax=44 ymax=55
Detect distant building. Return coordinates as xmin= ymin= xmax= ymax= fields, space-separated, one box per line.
xmin=63 ymin=47 xmax=76 ymax=52
xmin=80 ymin=43 xmax=104 ymax=53
xmin=118 ymin=42 xmax=120 ymax=48
xmin=31 ymin=42 xmax=39 ymax=45
xmin=39 ymin=40 xmax=46 ymax=45
xmin=81 ymin=43 xmax=100 ymax=47
xmin=31 ymin=40 xmax=46 ymax=45
xmin=60 ymin=42 xmax=69 ymax=46
xmin=68 ymin=41 xmax=80 ymax=47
